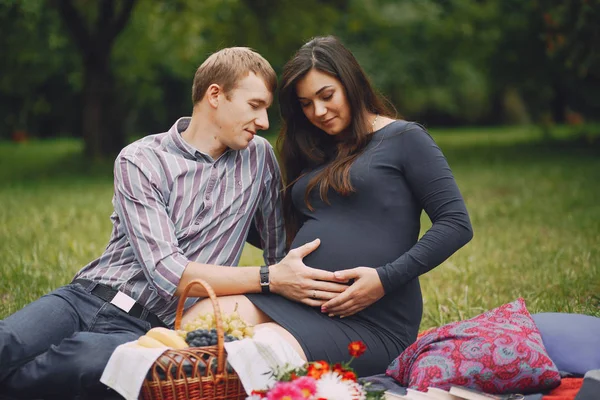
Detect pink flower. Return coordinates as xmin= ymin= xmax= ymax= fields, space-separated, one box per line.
xmin=293 ymin=376 xmax=317 ymax=398
xmin=266 ymin=382 xmax=304 ymax=400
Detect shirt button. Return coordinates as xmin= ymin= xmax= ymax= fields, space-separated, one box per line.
xmin=205 ymin=195 xmax=209 ymax=200
xmin=195 ymin=221 xmax=200 ymax=225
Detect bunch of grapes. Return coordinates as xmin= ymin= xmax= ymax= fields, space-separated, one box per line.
xmin=181 ymin=304 xmax=254 ymax=340
xmin=185 ymin=328 xmax=240 ymax=347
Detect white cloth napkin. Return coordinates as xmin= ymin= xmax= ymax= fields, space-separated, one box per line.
xmin=223 ymin=327 xmax=306 ymax=394
xmin=100 ymin=342 xmax=166 ymax=400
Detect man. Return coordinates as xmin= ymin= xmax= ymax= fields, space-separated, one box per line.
xmin=0 ymin=47 xmax=347 ymax=398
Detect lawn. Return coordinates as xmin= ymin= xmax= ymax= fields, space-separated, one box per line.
xmin=1 ymin=125 xmax=599 ymax=328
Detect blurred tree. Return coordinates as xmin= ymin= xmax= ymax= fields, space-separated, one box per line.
xmin=489 ymin=0 xmax=570 ymax=127
xmin=110 ymin=0 xmax=346 ymax=137
xmin=1 ymin=0 xmax=598 ymax=149
xmin=0 ymin=1 xmax=79 ymax=139
xmin=488 ymin=0 xmax=599 ymax=128
xmin=51 ymin=0 xmax=137 ymax=159
xmin=540 ymin=0 xmax=600 ymax=118
xmin=339 ymin=0 xmax=500 ymax=125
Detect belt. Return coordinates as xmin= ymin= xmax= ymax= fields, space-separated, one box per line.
xmin=72 ymin=279 xmax=166 ymax=328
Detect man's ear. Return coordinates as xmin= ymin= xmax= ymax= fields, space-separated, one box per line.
xmin=205 ymin=83 xmax=222 ymax=108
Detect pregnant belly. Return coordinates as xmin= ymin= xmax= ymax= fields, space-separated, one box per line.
xmin=291 ymin=218 xmax=405 ymax=273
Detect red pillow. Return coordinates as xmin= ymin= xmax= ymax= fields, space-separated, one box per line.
xmin=386 ymin=298 xmax=561 ymax=394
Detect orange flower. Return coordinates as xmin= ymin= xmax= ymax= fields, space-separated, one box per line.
xmin=348 ymin=341 xmax=367 ymax=358
xmin=306 ymin=361 xmax=330 ymax=380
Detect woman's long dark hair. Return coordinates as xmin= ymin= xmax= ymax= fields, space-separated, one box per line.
xmin=278 ymin=35 xmax=396 ymax=248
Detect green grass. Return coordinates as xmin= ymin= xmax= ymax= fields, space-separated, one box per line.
xmin=1 ymin=126 xmax=599 ymax=329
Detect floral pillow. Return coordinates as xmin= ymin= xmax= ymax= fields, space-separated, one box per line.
xmin=386 ymin=298 xmax=561 ymax=394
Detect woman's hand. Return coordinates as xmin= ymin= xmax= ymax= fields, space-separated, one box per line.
xmin=321 ymin=267 xmax=385 ymax=318
xmin=270 ymin=239 xmax=350 ymax=306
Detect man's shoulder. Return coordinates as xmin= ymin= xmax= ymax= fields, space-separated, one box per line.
xmin=250 ymin=134 xmax=272 ymax=149
xmin=247 ymin=135 xmax=275 ymax=156
xmin=118 ymin=132 xmax=170 ymax=161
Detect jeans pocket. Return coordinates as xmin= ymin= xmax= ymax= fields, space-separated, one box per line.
xmin=91 ymin=303 xmax=150 ymax=335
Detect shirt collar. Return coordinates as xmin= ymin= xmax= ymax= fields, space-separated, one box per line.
xmin=168 ymin=117 xmax=213 ymax=162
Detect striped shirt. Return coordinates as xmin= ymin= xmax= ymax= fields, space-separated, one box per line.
xmin=75 ymin=117 xmax=286 ymax=327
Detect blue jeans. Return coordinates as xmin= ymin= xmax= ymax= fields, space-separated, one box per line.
xmin=0 ymin=281 xmax=151 ymax=399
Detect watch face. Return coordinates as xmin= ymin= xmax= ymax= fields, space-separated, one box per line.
xmin=260 ymin=266 xmax=269 ymax=283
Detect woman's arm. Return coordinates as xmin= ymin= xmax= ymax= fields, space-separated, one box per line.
xmin=322 ymin=123 xmax=473 ymax=317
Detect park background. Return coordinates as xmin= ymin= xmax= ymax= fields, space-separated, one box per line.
xmin=0 ymin=0 xmax=598 ymax=326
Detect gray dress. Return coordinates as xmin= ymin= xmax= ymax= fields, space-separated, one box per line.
xmin=246 ymin=120 xmax=473 ymax=377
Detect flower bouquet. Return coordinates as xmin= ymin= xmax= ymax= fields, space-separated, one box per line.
xmin=246 ymin=341 xmax=385 ymax=400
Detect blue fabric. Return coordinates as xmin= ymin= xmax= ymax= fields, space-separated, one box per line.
xmin=0 ymin=281 xmax=149 ymax=398
xmin=532 ymin=312 xmax=600 ymax=376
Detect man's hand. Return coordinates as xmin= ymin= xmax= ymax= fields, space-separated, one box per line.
xmin=269 ymin=239 xmax=350 ymax=306
xmin=321 ymin=267 xmax=385 ymax=318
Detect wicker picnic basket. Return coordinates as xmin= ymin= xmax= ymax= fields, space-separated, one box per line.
xmin=140 ymin=279 xmax=246 ymax=400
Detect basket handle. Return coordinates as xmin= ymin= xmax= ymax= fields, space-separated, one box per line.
xmin=174 ymin=279 xmax=225 ymax=375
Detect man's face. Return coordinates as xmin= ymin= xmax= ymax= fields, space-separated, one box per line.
xmin=215 ymin=72 xmax=273 ymax=151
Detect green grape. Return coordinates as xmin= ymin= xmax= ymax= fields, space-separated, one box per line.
xmin=230 ymin=329 xmax=244 ymax=339
xmin=229 ymin=320 xmax=243 ymax=331
xmin=182 ymin=309 xmax=255 ymax=338
xmin=243 ymin=326 xmax=254 ymax=337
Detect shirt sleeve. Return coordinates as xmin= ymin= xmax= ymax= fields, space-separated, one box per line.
xmin=376 ymin=124 xmax=473 ymax=293
xmin=113 ymin=153 xmax=189 ymax=299
xmin=253 ymin=143 xmax=287 ymax=265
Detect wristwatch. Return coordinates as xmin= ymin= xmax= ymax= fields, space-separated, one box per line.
xmin=259 ymin=265 xmax=270 ymax=294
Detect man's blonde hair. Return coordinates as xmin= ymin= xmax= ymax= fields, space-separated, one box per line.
xmin=192 ymin=47 xmax=277 ymax=104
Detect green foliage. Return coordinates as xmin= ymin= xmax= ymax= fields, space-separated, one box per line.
xmin=111 ymin=0 xmax=345 ymax=133
xmin=0 ymin=0 xmax=598 ymax=141
xmin=538 ymin=0 xmax=600 ymax=116
xmin=341 ymin=0 xmax=500 ymax=123
xmin=0 ymin=1 xmax=80 ymax=136
xmin=541 ymin=0 xmax=600 ymax=79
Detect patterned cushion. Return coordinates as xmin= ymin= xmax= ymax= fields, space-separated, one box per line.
xmin=385 ymin=298 xmax=561 ymax=394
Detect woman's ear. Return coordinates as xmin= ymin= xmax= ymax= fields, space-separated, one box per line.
xmin=205 ymin=84 xmax=221 ymax=108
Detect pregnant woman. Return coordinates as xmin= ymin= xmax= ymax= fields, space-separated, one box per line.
xmin=184 ymin=35 xmax=473 ymax=377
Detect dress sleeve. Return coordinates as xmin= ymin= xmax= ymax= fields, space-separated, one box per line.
xmin=375 ymin=124 xmax=473 ymax=293
xmin=113 ymin=153 xmax=189 ymax=299
xmin=253 ymin=143 xmax=287 ymax=265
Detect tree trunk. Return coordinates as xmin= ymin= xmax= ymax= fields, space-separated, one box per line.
xmin=550 ymin=82 xmax=567 ymax=124
xmin=53 ymin=0 xmax=136 ymax=159
xmin=82 ymin=65 xmax=124 ymax=159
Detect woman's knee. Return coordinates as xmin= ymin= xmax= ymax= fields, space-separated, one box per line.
xmin=254 ymin=322 xmax=307 ymax=361
xmin=182 ymin=295 xmax=272 ymax=327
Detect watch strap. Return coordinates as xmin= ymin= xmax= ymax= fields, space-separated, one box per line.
xmin=259 ymin=265 xmax=270 ymax=294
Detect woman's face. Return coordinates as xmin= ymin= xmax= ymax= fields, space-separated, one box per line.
xmin=295 ymin=69 xmax=351 ymax=136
